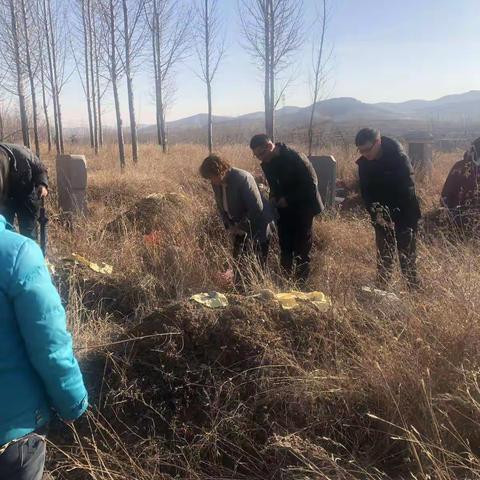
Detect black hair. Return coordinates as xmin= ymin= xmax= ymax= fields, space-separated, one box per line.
xmin=355 ymin=128 xmax=380 ymax=146
xmin=249 ymin=134 xmax=271 ymax=150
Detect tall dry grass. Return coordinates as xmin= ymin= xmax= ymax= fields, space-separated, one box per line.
xmin=38 ymin=142 xmax=480 ymax=479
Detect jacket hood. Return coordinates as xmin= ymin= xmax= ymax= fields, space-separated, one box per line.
xmin=381 ymin=136 xmax=405 ymax=157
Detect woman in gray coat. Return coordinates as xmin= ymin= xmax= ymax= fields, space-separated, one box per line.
xmin=200 ymin=154 xmax=275 ymax=270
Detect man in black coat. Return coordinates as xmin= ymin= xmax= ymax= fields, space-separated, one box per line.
xmin=355 ymin=128 xmax=421 ymax=289
xmin=250 ymin=134 xmax=324 ymax=284
xmin=0 ymin=143 xmax=49 ymax=240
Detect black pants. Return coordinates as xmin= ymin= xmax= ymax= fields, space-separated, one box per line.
xmin=374 ymin=222 xmax=419 ymax=288
xmin=233 ymin=235 xmax=269 ymax=270
xmin=277 ymin=209 xmax=315 ymax=285
xmin=1 ymin=197 xmax=39 ymax=240
xmin=0 ymin=433 xmax=46 ymax=480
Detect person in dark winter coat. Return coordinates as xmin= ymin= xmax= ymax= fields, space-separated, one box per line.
xmin=250 ymin=134 xmax=324 ymax=285
xmin=0 ymin=143 xmax=49 ymax=240
xmin=441 ymin=137 xmax=480 ymax=211
xmin=355 ymin=128 xmax=421 ymax=289
xmin=200 ymin=154 xmax=275 ymax=276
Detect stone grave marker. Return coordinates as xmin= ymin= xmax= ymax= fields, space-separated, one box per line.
xmin=405 ymin=132 xmax=433 ymax=179
xmin=56 ymin=154 xmax=88 ymax=217
xmin=309 ymin=155 xmax=337 ymax=208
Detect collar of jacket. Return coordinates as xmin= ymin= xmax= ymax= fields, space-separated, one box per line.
xmin=0 ymin=216 xmax=6 ymax=233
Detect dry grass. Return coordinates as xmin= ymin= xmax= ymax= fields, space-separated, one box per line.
xmin=39 ymin=142 xmax=480 ymax=479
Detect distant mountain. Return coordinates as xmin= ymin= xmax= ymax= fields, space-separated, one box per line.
xmin=133 ymin=90 xmax=480 ymax=144
xmin=376 ymin=91 xmax=480 ymax=121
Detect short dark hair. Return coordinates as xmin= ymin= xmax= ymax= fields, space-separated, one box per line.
xmin=355 ymin=128 xmax=380 ymax=146
xmin=250 ymin=134 xmax=271 ymax=150
xmin=199 ymin=154 xmax=231 ymax=179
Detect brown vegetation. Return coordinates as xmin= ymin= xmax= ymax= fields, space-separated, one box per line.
xmin=40 ymin=143 xmax=480 ymax=479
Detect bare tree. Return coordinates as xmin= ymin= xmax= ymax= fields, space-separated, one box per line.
xmin=195 ymin=0 xmax=225 ymax=153
xmin=120 ymin=0 xmax=146 ymax=163
xmin=307 ymin=0 xmax=330 ymax=156
xmin=146 ymin=0 xmax=191 ymax=154
xmin=0 ymin=0 xmax=31 ymax=147
xmin=99 ymin=0 xmax=126 ymax=169
xmin=39 ymin=52 xmax=52 ymax=152
xmin=40 ymin=0 xmax=67 ymax=154
xmin=239 ymin=0 xmax=304 ymax=139
xmin=19 ymin=0 xmax=41 ymax=156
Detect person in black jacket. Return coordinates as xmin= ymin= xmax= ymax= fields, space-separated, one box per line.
xmin=250 ymin=134 xmax=324 ymax=285
xmin=0 ymin=143 xmax=49 ymax=240
xmin=355 ymin=128 xmax=421 ymax=289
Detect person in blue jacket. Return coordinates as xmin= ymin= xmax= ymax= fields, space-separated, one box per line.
xmin=0 ymin=148 xmax=88 ymax=479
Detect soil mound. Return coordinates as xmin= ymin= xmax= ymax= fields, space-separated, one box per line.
xmin=105 ymin=193 xmax=187 ymax=235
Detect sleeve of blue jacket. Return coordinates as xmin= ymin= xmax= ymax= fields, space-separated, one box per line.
xmin=9 ymin=239 xmax=88 ymax=421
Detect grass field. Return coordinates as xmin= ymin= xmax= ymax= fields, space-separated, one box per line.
xmin=38 ymin=142 xmax=480 ymax=479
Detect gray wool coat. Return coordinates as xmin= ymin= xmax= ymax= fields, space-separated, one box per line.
xmin=212 ymin=167 xmax=275 ymax=243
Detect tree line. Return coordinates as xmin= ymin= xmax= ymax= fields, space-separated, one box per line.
xmin=0 ymin=0 xmax=329 ymax=169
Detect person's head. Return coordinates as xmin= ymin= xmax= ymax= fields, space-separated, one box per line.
xmin=199 ymin=154 xmax=231 ymax=185
xmin=355 ymin=128 xmax=382 ymax=161
xmin=250 ymin=134 xmax=276 ymax=163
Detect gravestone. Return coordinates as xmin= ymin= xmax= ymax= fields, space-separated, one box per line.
xmin=309 ymin=155 xmax=337 ymax=208
xmin=56 ymin=154 xmax=88 ymax=217
xmin=405 ymin=132 xmax=433 ymax=179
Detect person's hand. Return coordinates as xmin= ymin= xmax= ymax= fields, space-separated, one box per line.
xmin=276 ymin=197 xmax=288 ymax=208
xmin=37 ymin=185 xmax=48 ymax=199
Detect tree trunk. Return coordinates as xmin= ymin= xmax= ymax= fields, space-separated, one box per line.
xmin=20 ymin=0 xmax=40 ymax=156
xmin=42 ymin=0 xmax=59 ymax=153
xmin=94 ymin=15 xmax=103 ymax=148
xmin=81 ymin=0 xmax=94 ymax=149
xmin=122 ymin=0 xmax=138 ymax=163
xmin=307 ymin=0 xmax=326 ymax=156
xmin=152 ymin=11 xmax=162 ymax=146
xmin=154 ymin=7 xmax=167 ymax=154
xmin=267 ymin=0 xmax=274 ymax=140
xmin=47 ymin=0 xmax=64 ymax=153
xmin=158 ymin=88 xmax=167 ymax=154
xmin=109 ymin=0 xmax=125 ymax=169
xmin=40 ymin=56 xmax=52 ymax=152
xmin=263 ymin=0 xmax=271 ymax=137
xmin=87 ymin=0 xmax=98 ymax=154
xmin=205 ymin=0 xmax=213 ymax=153
xmin=9 ymin=0 xmax=30 ymax=148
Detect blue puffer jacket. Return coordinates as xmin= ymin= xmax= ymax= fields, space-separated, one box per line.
xmin=0 ymin=216 xmax=88 ymax=446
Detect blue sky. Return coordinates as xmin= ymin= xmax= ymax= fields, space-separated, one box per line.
xmin=63 ymin=0 xmax=480 ymax=126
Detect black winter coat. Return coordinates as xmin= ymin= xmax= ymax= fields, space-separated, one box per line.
xmin=261 ymin=143 xmax=324 ymax=216
xmin=356 ymin=136 xmax=421 ymax=226
xmin=0 ymin=143 xmax=49 ymax=200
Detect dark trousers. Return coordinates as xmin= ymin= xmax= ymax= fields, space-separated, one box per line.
xmin=1 ymin=197 xmax=39 ymax=240
xmin=233 ymin=235 xmax=270 ymax=270
xmin=277 ymin=209 xmax=315 ymax=284
xmin=0 ymin=433 xmax=46 ymax=480
xmin=374 ymin=222 xmax=419 ymax=288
